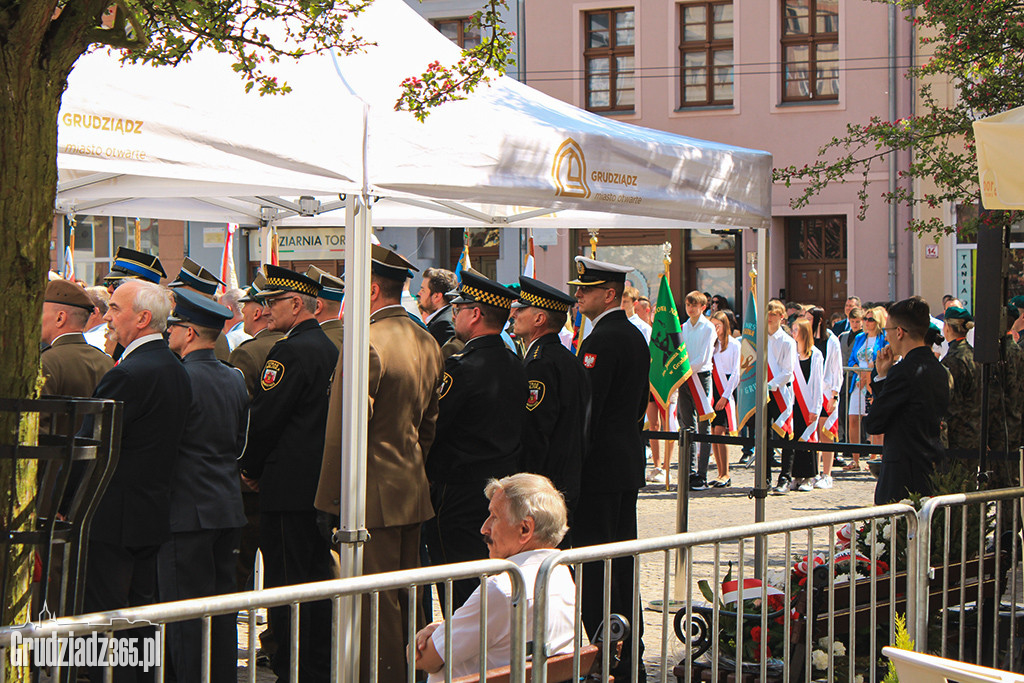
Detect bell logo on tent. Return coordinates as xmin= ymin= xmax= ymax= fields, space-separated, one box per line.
xmin=552 ymin=138 xmax=591 ymax=199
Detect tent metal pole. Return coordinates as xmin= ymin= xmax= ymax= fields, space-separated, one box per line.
xmin=337 ymin=194 xmax=371 ymax=683
xmin=753 ymin=227 xmax=769 ymax=575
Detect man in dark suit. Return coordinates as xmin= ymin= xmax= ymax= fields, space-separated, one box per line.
xmin=306 ymin=265 xmax=345 ymax=352
xmin=866 ymin=296 xmax=951 ymax=504
xmin=569 ymin=256 xmax=650 ymax=683
xmin=238 ymin=265 xmax=338 ymax=683
xmin=86 ymin=279 xmax=191 ymax=682
xmin=511 ymin=276 xmax=590 ymax=539
xmin=423 ymin=269 xmax=527 ymax=610
xmin=316 ymin=245 xmax=444 ymax=683
xmin=417 ymin=267 xmax=458 ymax=346
xmin=161 ymin=289 xmax=248 ymax=683
xmin=39 ymin=279 xmax=114 ymax=433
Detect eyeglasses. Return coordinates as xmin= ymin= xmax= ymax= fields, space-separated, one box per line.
xmin=865 ymin=318 xmax=875 ymax=323
xmin=264 ymin=295 xmax=297 ymax=307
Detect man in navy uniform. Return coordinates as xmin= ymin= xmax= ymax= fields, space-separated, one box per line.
xmin=423 ymin=269 xmax=528 ymax=610
xmin=238 ymin=265 xmax=339 ymax=683
xmin=569 ymin=256 xmax=650 ymax=683
xmin=511 ymin=276 xmax=590 ymax=541
xmin=161 ymin=289 xmax=249 ymax=682
xmin=86 ymin=279 xmax=191 ymax=682
xmin=166 ymin=256 xmax=234 ymax=361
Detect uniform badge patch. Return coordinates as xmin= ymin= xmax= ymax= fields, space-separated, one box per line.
xmin=526 ymin=380 xmax=546 ymax=411
xmin=261 ymin=360 xmax=285 ymax=390
xmin=438 ymin=372 xmax=453 ymax=399
xmin=583 ymin=353 xmax=597 ymax=369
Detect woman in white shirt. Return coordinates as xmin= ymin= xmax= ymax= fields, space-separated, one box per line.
xmin=774 ymin=318 xmax=824 ymax=494
xmin=709 ymin=312 xmax=741 ymax=487
xmin=807 ymin=307 xmax=843 ymax=489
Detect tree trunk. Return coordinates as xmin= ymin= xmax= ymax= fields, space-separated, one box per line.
xmin=0 ymin=21 xmax=75 ymax=679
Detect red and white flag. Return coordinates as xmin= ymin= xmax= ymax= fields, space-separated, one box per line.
xmin=792 ymin=362 xmax=820 ymax=443
xmin=685 ymin=373 xmax=716 ymax=422
xmin=218 ymin=223 xmax=239 ymax=295
xmin=523 ymin=233 xmax=535 ymax=278
xmin=766 ymin=360 xmax=793 ymax=438
xmin=822 ymin=393 xmax=839 ymax=441
xmin=712 ymin=363 xmax=737 ymax=435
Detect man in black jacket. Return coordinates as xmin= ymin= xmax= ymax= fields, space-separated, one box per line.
xmin=418 ymin=267 xmax=458 ymax=346
xmin=569 ymin=256 xmax=650 ymax=683
xmin=422 ymin=269 xmax=527 ymax=609
xmin=161 ymin=289 xmax=249 ymax=683
xmin=238 ymin=265 xmax=339 ymax=683
xmin=866 ymin=296 xmax=951 ymax=504
xmin=86 ymin=279 xmax=191 ymax=682
xmin=511 ymin=276 xmax=590 ymax=540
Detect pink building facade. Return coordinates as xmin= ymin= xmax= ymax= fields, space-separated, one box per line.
xmin=524 ymin=0 xmax=917 ymax=317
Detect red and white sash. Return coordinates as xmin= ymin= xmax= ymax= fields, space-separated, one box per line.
xmin=685 ymin=373 xmax=716 ymax=423
xmin=766 ymin=358 xmax=793 ymax=438
xmin=821 ymin=392 xmax=839 ymax=441
xmin=712 ymin=362 xmax=737 ymax=435
xmin=792 ymin=359 xmax=820 ymax=443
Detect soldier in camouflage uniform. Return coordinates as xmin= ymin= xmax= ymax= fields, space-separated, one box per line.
xmin=940 ymin=307 xmax=980 ymax=462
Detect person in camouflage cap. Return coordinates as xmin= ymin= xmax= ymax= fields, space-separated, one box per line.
xmin=940 ymin=307 xmax=980 ymax=461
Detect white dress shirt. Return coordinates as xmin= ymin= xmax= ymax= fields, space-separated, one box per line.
xmin=767 ymin=326 xmax=796 ymax=391
xmin=682 ymin=315 xmax=716 ymax=373
xmin=119 ymin=333 xmax=164 ymax=362
xmin=628 ymin=313 xmax=652 ymax=344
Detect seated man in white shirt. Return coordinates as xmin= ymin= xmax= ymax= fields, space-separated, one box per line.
xmin=414 ymin=473 xmax=576 ymax=681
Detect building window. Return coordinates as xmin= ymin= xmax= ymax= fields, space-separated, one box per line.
xmin=584 ymin=8 xmax=635 ymax=112
xmin=679 ymin=2 xmax=733 ymax=107
xmin=432 ymin=17 xmax=482 ymax=49
xmin=781 ymin=0 xmax=838 ymax=102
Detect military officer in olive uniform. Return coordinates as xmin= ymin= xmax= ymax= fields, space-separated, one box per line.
xmin=940 ymin=307 xmax=980 ymax=462
xmin=983 ymin=314 xmax=1024 ymax=488
xmin=306 ymin=265 xmax=345 ymax=352
xmin=167 ymin=257 xmax=234 ymax=362
xmin=510 ymin=276 xmax=590 ymax=539
xmin=316 ymin=245 xmax=444 ymax=683
xmin=229 ymin=273 xmax=285 ymax=400
xmin=422 ymin=269 xmax=528 ymax=610
xmin=161 ymin=289 xmax=248 ymax=683
xmin=40 ymin=279 xmax=114 ymax=433
xmin=570 ymin=256 xmax=650 ymax=683
xmin=238 ymin=265 xmax=339 ymax=683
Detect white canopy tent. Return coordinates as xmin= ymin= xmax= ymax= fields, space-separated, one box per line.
xmin=56 ymin=0 xmax=775 ymax=676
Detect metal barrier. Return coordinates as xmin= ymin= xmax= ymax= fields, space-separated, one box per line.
xmin=0 ymin=559 xmax=527 ymax=683
xmin=532 ymin=503 xmax=918 ymax=683
xmin=916 ymin=487 xmax=1024 ymax=672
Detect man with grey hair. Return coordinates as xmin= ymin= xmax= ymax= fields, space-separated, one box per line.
xmin=85 ymin=278 xmax=192 ymax=680
xmin=219 ymin=286 xmax=252 ymax=352
xmin=414 ymin=473 xmax=576 ymax=682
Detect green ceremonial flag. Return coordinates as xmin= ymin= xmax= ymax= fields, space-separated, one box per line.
xmin=649 ymin=275 xmax=692 ymax=409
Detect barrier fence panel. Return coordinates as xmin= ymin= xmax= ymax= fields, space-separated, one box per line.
xmin=532 ymin=504 xmax=917 ymax=683
xmin=0 ymin=559 xmax=526 ymax=683
xmin=916 ymin=486 xmax=1024 ymax=673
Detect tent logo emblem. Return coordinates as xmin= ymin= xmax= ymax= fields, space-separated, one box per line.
xmin=552 ymin=138 xmax=591 ymax=199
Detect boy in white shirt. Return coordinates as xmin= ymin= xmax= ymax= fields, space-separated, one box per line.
xmin=679 ymin=291 xmax=717 ymax=490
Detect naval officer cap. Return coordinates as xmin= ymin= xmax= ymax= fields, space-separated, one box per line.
xmin=168 ymin=288 xmax=234 ymax=329
xmin=104 ymin=247 xmax=167 ymax=285
xmin=305 ymin=265 xmax=346 ymax=302
xmin=567 ymin=256 xmax=634 ymax=286
xmin=514 ymin=276 xmax=576 ymax=313
xmin=238 ymin=271 xmax=269 ymax=303
xmin=44 ymin=279 xmax=95 ymax=312
xmin=254 ymin=264 xmax=322 ymax=299
xmin=167 ymin=257 xmax=225 ymax=296
xmin=371 ymin=244 xmax=418 ymax=281
xmin=447 ymin=269 xmax=518 ymax=311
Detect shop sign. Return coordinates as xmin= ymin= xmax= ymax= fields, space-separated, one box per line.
xmin=248 ymin=227 xmax=346 ymax=260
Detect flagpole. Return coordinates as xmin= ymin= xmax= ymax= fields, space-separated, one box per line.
xmin=661 ymin=242 xmax=673 ymax=493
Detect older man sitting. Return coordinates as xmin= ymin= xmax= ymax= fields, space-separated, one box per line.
xmin=415 ymin=473 xmax=576 ymax=681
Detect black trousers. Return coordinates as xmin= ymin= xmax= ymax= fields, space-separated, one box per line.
xmin=679 ymin=371 xmax=712 ymax=484
xmin=573 ymin=489 xmax=646 ymax=683
xmin=422 ymin=481 xmax=490 ymax=611
xmin=260 ymin=510 xmax=334 ymax=683
xmin=157 ymin=527 xmax=241 ymax=683
xmin=84 ymin=540 xmax=160 ymax=683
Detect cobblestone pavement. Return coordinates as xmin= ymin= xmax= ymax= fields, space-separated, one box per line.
xmin=236 ymin=445 xmax=880 ymax=681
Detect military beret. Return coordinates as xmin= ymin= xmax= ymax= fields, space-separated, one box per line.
xmin=371 ymin=244 xmax=418 ymax=281
xmin=567 ymin=256 xmax=634 ymax=286
xmin=305 ymin=265 xmax=345 ymax=302
xmin=944 ymin=306 xmax=972 ymax=322
xmin=104 ymin=247 xmax=166 ymax=284
xmin=514 ymin=276 xmax=575 ymax=313
xmin=168 ymin=288 xmax=233 ymax=329
xmin=447 ymin=269 xmax=517 ymax=310
xmin=167 ymin=257 xmax=225 ymax=296
xmin=44 ymin=279 xmax=94 ymax=312
xmin=1009 ymin=295 xmax=1024 ymax=310
xmin=255 ymin=264 xmax=322 ymax=299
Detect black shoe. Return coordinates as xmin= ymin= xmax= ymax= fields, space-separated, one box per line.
xmin=737 ymin=453 xmax=752 ymax=465
xmin=768 ymin=458 xmax=782 ymax=468
xmin=833 ymin=455 xmax=850 ymax=468
xmin=711 ymin=477 xmax=731 ymax=488
xmin=690 ymin=481 xmax=710 ymax=491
